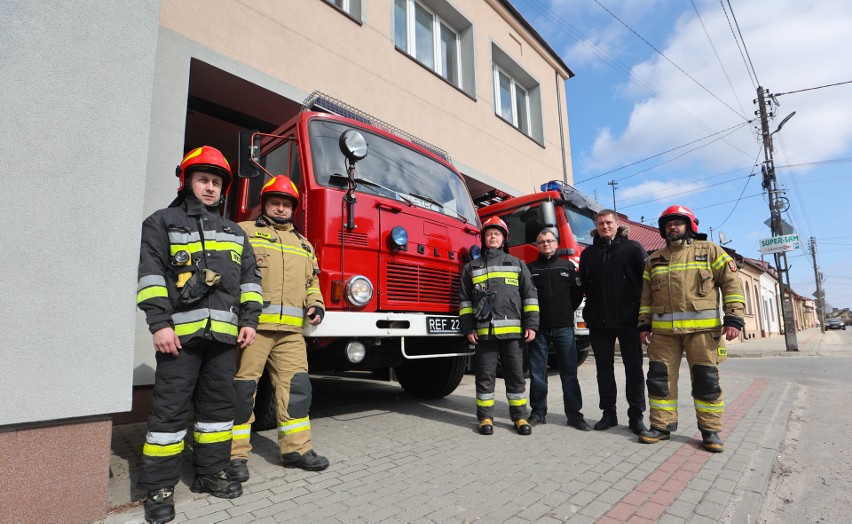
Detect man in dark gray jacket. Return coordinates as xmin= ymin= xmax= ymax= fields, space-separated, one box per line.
xmin=459 ymin=217 xmax=539 ymax=436
xmin=579 ymin=209 xmax=648 ymax=435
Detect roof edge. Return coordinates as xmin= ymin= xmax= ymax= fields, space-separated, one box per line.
xmin=496 ymin=0 xmax=574 ymax=78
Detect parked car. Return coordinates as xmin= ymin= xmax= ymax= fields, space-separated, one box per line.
xmin=825 ymin=318 xmax=846 ymax=330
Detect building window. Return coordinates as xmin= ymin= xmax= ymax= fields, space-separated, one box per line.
xmin=325 ymin=0 xmax=362 ymax=21
xmin=394 ymin=0 xmax=473 ymax=95
xmin=492 ymin=44 xmax=543 ymax=143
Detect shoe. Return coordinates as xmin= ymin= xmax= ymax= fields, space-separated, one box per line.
xmin=479 ymin=418 xmax=494 ymax=435
xmin=638 ymin=428 xmax=671 ymax=444
xmin=189 ymin=470 xmax=243 ymax=499
xmin=143 ymin=487 xmax=175 ymax=524
xmin=701 ymin=431 xmax=724 ymax=453
xmin=282 ymin=449 xmax=330 ymax=471
xmin=594 ymin=412 xmax=618 ymax=431
xmin=629 ymin=418 xmax=648 ymax=436
xmin=514 ymin=419 xmax=532 ymax=435
xmin=226 ymin=458 xmax=249 ymax=482
xmin=567 ymin=416 xmax=591 ymax=431
xmin=528 ymin=414 xmax=547 ymax=426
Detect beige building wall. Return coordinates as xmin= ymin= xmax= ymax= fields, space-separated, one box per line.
xmin=158 ymin=0 xmax=573 ymax=195
xmin=735 ymin=266 xmax=763 ymax=342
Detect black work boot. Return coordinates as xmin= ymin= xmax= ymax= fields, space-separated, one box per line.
xmin=189 ymin=470 xmax=243 ymax=499
xmin=701 ymin=431 xmax=724 ymax=453
xmin=528 ymin=413 xmax=546 ymax=426
xmin=638 ymin=427 xmax=671 ymax=444
xmin=567 ymin=415 xmax=591 ymax=431
xmin=282 ymin=449 xmax=330 ymax=471
xmin=478 ymin=418 xmax=494 ymax=435
xmin=514 ymin=419 xmax=532 ymax=435
xmin=144 ymin=487 xmax=175 ymax=524
xmin=226 ymin=458 xmax=249 ymax=482
xmin=594 ymin=411 xmax=618 ymax=431
xmin=629 ymin=418 xmax=648 ymax=436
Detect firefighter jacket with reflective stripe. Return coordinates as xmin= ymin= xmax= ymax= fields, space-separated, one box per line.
xmin=459 ymin=248 xmax=539 ymax=340
xmin=528 ymin=254 xmax=581 ymax=329
xmin=638 ymin=237 xmax=745 ymax=334
xmin=136 ymin=197 xmax=262 ymax=346
xmin=239 ymin=216 xmax=324 ymax=333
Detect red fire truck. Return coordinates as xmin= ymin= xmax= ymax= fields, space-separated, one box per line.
xmin=476 ymin=180 xmax=603 ymax=365
xmin=230 ymin=93 xmax=480 ymax=427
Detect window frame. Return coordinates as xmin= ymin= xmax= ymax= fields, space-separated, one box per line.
xmin=493 ymin=65 xmax=531 ymax=134
xmin=395 ymin=0 xmax=464 ymax=90
xmin=324 ymin=0 xmax=362 ymax=24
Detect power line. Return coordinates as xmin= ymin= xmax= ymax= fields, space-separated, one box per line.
xmin=620 ymin=174 xmax=753 ymax=209
xmin=714 ymin=146 xmax=763 ymax=229
xmin=723 ymin=0 xmax=760 ymax=87
xmin=775 ymin=79 xmax=852 ymax=97
xmin=618 ymin=164 xmax=752 ymax=204
xmin=575 ymin=121 xmax=751 ymax=184
xmin=591 ymin=0 xmax=748 ymax=121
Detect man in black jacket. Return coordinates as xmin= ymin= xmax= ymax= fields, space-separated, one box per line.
xmin=579 ymin=209 xmax=648 ymax=435
xmin=527 ymin=229 xmax=589 ymax=430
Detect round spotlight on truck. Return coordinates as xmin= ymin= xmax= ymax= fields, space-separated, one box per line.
xmin=345 ymin=340 xmax=366 ymax=363
xmin=390 ymin=226 xmax=408 ymax=247
xmin=345 ymin=275 xmax=374 ymax=307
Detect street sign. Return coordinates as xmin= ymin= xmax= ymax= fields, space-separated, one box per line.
xmin=759 ymin=233 xmax=800 ymax=255
xmin=763 ymin=218 xmax=795 ymax=235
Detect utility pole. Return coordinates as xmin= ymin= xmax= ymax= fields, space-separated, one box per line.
xmin=608 ymin=179 xmax=618 ymax=212
xmin=810 ymin=236 xmax=826 ymax=333
xmin=756 ymin=86 xmax=798 ymax=350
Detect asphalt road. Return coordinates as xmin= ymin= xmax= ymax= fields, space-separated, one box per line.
xmin=725 ymin=329 xmax=852 ymax=523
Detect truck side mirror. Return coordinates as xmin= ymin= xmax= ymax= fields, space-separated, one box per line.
xmin=238 ymin=129 xmax=262 ymax=178
xmin=540 ymin=200 xmax=559 ymax=243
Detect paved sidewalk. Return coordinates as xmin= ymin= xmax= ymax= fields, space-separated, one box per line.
xmin=102 ymin=330 xmax=823 ymax=523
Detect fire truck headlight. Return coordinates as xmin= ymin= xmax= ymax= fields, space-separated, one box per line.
xmin=390 ymin=226 xmax=408 ymax=247
xmin=470 ymin=244 xmax=482 ymax=260
xmin=345 ymin=275 xmax=374 ymax=307
xmin=345 ymin=340 xmax=366 ymax=363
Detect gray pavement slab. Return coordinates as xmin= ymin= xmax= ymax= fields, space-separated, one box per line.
xmin=101 ymin=328 xmax=822 ymax=523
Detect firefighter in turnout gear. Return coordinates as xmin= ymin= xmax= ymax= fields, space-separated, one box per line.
xmin=136 ymin=146 xmax=262 ymax=524
xmin=227 ymin=175 xmax=329 ymax=481
xmin=637 ymin=205 xmax=745 ymax=453
xmin=459 ymin=217 xmax=539 ymax=436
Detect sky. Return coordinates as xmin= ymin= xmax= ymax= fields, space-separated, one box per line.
xmin=511 ymin=0 xmax=852 ymax=312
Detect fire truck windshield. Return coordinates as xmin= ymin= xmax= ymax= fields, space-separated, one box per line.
xmin=309 ymin=119 xmax=477 ymax=224
xmin=563 ymin=205 xmax=596 ymax=247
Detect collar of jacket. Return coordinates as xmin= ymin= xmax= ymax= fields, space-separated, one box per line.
xmin=590 ymin=225 xmax=628 ymax=246
xmin=482 ymin=247 xmax=506 ymax=257
xmin=535 ymin=252 xmax=557 ymax=264
xmin=257 ymin=214 xmax=295 ymax=231
xmin=181 ymin=195 xmax=216 ymax=217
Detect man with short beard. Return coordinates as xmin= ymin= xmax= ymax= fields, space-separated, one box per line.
xmin=637 ymin=205 xmax=745 ymax=453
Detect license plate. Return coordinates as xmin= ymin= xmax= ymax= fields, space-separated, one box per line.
xmin=426 ymin=316 xmax=461 ymax=334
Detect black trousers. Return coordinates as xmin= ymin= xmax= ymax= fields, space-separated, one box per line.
xmin=138 ymin=340 xmax=236 ymax=490
xmin=474 ymin=339 xmax=528 ymax=422
xmin=590 ymin=328 xmax=646 ymax=421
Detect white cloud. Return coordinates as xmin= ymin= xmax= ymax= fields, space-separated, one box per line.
xmin=587 ymin=0 xmax=852 ymax=173
xmin=617 ymin=179 xmax=706 ymax=206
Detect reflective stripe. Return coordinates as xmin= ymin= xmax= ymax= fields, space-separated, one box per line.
xmin=477 ymin=325 xmax=522 ymax=336
xmin=459 ymin=301 xmax=473 ymax=308
xmin=169 ymin=230 xmax=245 ymax=246
xmin=249 ymin=239 xmax=312 ymax=258
xmin=459 ymin=307 xmax=474 ymax=315
xmin=137 ymin=286 xmax=168 ymax=303
xmin=650 ymin=262 xmax=710 ymax=276
xmin=723 ymin=294 xmax=745 ymax=304
xmin=138 ymin=275 xmax=167 ymax=291
xmin=259 ymin=304 xmax=305 ymax=327
xmin=196 ymin=421 xmax=233 ymax=432
xmin=146 ymin=430 xmax=186 ymax=445
xmin=306 ymin=287 xmax=321 ymax=295
xmin=477 ymin=393 xmax=495 ymax=400
xmin=472 ymin=271 xmax=522 ymax=284
xmin=651 ymin=318 xmax=721 ymax=330
xmin=172 ymin=308 xmax=210 ymax=324
xmin=279 ymin=417 xmax=311 ymax=435
xmin=523 ymin=304 xmax=540 ymax=313
xmin=232 ymin=424 xmax=251 ymax=440
xmin=639 ymin=306 xmax=651 ymax=314
xmin=694 ymin=399 xmax=724 ymax=412
xmin=210 ymin=320 xmax=239 ymax=336
xmin=240 ymin=282 xmax=264 ymax=304
xmin=241 ymin=283 xmax=262 ymax=294
xmin=506 ymin=392 xmax=527 ymax=407
xmin=194 ymin=430 xmax=232 ymax=444
xmin=476 ymin=398 xmax=495 ymax=407
xmin=643 ymin=270 xmax=651 ymax=281
xmin=470 ymin=265 xmax=521 ymax=278
xmin=649 ymin=399 xmax=677 ymax=411
xmin=172 ymin=309 xmax=239 ymax=337
xmin=143 ymin=441 xmax=184 ymax=457
xmin=170 ymin=233 xmax=245 ymax=257
xmin=712 ymin=253 xmax=733 ymax=270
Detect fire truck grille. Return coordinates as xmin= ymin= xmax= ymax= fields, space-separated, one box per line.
xmin=385 ymin=262 xmax=460 ymax=309
xmin=338 ymin=230 xmax=369 ymax=247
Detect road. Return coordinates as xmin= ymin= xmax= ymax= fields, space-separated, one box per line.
xmin=725 ymin=329 xmax=852 ymax=523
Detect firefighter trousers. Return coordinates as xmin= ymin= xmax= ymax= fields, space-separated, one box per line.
xmin=138 ymin=340 xmax=236 ymax=491
xmin=646 ymin=330 xmax=726 ymax=433
xmin=474 ymin=339 xmax=528 ymax=422
xmin=231 ymin=331 xmax=313 ymax=460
